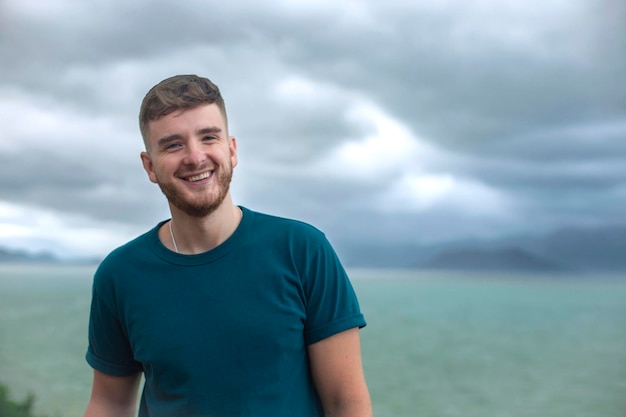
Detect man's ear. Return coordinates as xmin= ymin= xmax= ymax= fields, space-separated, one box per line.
xmin=140 ymin=151 xmax=158 ymax=184
xmin=229 ymin=136 xmax=238 ymax=168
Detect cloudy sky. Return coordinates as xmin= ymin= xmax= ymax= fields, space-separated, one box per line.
xmin=1 ymin=0 xmax=624 ymax=259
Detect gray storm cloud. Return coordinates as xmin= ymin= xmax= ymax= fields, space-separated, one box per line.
xmin=0 ymin=0 xmax=624 ymax=258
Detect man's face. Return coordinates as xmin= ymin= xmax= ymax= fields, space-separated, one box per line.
xmin=140 ymin=104 xmax=238 ymax=217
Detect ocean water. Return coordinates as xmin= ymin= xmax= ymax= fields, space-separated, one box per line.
xmin=0 ymin=265 xmax=625 ymax=417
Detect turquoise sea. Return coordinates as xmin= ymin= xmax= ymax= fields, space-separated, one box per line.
xmin=1 ymin=265 xmax=625 ymax=417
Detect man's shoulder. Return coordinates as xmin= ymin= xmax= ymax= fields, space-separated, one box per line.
xmin=245 ymin=208 xmax=325 ymax=239
xmin=97 ymin=223 xmax=161 ymax=269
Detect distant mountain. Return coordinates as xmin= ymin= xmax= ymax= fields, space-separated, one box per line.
xmin=333 ymin=242 xmax=434 ymax=269
xmin=524 ymin=225 xmax=626 ymax=272
xmin=0 ymin=247 xmax=58 ymax=263
xmin=0 ymin=246 xmax=101 ymax=265
xmin=335 ymin=224 xmax=626 ymax=272
xmin=415 ymin=246 xmax=566 ymax=272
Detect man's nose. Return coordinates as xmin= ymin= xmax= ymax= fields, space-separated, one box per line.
xmin=183 ymin=141 xmax=207 ymax=166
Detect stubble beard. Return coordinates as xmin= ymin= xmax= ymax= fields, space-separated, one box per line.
xmin=157 ymin=163 xmax=233 ymax=218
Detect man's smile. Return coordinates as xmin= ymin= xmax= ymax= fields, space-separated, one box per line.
xmin=184 ymin=171 xmax=213 ymax=182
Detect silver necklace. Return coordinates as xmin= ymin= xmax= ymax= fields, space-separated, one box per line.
xmin=169 ymin=220 xmax=179 ymax=253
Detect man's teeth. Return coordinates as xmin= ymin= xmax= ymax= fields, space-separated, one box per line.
xmin=188 ymin=172 xmax=211 ymax=182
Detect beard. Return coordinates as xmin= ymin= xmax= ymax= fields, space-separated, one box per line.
xmin=157 ymin=162 xmax=233 ymax=218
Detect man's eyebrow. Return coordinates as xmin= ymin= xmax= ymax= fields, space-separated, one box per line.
xmin=197 ymin=127 xmax=222 ymax=135
xmin=157 ymin=134 xmax=182 ymax=148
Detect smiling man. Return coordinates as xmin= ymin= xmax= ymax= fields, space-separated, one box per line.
xmin=84 ymin=75 xmax=372 ymax=417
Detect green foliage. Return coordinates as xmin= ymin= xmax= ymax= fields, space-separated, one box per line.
xmin=0 ymin=384 xmax=46 ymax=417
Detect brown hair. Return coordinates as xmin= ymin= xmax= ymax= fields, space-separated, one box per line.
xmin=139 ymin=74 xmax=228 ymax=144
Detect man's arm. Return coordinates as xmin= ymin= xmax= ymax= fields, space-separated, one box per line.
xmin=84 ymin=369 xmax=142 ymax=417
xmin=308 ymin=327 xmax=372 ymax=417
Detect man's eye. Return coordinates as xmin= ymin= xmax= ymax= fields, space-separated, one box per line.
xmin=203 ymin=136 xmax=217 ymax=141
xmin=165 ymin=143 xmax=182 ymax=150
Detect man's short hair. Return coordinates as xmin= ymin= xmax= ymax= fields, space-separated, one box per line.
xmin=139 ymin=75 xmax=228 ymax=145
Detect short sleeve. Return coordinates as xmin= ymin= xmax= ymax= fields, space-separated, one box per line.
xmin=302 ymin=236 xmax=366 ymax=345
xmin=86 ymin=270 xmax=143 ymax=377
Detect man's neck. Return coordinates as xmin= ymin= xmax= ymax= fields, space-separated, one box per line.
xmin=162 ymin=199 xmax=242 ymax=254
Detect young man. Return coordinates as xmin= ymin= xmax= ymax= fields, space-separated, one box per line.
xmin=84 ymin=75 xmax=372 ymax=417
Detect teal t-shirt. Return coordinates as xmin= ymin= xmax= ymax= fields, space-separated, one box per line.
xmin=86 ymin=207 xmax=366 ymax=417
